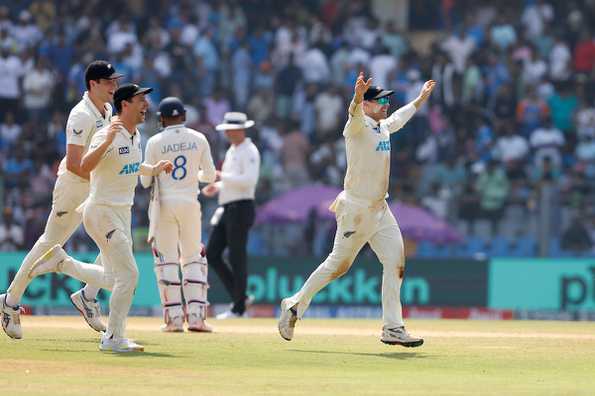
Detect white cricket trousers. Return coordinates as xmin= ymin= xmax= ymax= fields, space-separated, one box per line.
xmin=285 ymin=192 xmax=406 ymax=328
xmin=155 ymin=200 xmax=203 ymax=263
xmin=58 ymin=203 xmax=138 ymax=339
xmin=7 ymin=173 xmax=102 ymax=301
xmin=153 ymin=200 xmax=208 ymax=320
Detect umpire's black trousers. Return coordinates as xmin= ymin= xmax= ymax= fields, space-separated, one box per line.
xmin=206 ymin=199 xmax=255 ymax=315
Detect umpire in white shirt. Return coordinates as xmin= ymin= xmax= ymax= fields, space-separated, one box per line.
xmin=202 ymin=112 xmax=260 ymax=318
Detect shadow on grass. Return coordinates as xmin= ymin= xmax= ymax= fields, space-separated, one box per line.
xmin=108 ymin=351 xmax=177 ymax=358
xmin=288 ymin=349 xmax=427 ymax=360
xmin=39 ymin=348 xmax=177 ymax=358
xmin=36 ymin=338 xmax=159 ymax=346
xmin=36 ymin=338 xmax=99 ymax=344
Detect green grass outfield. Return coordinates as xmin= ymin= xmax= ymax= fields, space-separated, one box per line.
xmin=1 ymin=317 xmax=595 ymax=395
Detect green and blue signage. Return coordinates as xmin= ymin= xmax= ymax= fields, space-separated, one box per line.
xmin=0 ymin=252 xmax=487 ymax=308
xmin=489 ymin=258 xmax=595 ymax=310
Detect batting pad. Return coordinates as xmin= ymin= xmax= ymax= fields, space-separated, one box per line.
xmin=154 ymin=259 xmax=183 ymax=318
xmin=182 ymin=257 xmax=209 ymax=319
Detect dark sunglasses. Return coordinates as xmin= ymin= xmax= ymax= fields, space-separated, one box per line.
xmin=374 ymin=97 xmax=390 ymax=105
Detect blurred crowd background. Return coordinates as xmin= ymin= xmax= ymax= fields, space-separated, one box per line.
xmin=0 ymin=0 xmax=594 ymax=258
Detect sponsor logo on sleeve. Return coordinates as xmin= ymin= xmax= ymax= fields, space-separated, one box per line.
xmin=72 ymin=128 xmax=83 ymax=136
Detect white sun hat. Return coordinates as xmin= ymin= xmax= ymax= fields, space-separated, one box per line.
xmin=215 ymin=112 xmax=255 ymax=131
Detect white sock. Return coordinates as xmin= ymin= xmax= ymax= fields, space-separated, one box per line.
xmin=5 ymin=292 xmax=19 ymax=307
xmin=82 ymin=285 xmax=100 ymax=301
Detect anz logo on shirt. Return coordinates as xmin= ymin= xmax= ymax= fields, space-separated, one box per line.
xmin=375 ymin=140 xmax=391 ymax=152
xmin=119 ymin=162 xmax=140 ymax=175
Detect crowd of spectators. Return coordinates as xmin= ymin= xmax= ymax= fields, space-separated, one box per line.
xmin=0 ymin=0 xmax=594 ymax=256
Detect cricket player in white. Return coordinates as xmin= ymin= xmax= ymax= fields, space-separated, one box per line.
xmin=1 ymin=61 xmax=122 ymax=339
xmin=278 ymin=73 xmax=436 ymax=347
xmin=29 ymin=84 xmax=173 ymax=353
xmin=140 ymin=97 xmax=216 ymax=333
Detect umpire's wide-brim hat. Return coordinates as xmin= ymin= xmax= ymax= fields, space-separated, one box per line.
xmin=216 ymin=112 xmax=255 ymax=131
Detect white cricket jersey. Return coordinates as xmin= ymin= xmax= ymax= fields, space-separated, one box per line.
xmin=340 ymin=100 xmax=416 ymax=204
xmin=140 ymin=124 xmax=216 ymax=203
xmin=217 ymin=138 xmax=260 ymax=205
xmin=87 ymin=126 xmax=143 ymax=207
xmin=57 ymin=92 xmax=112 ymax=182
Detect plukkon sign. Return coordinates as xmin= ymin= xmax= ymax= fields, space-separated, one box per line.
xmin=0 ymin=252 xmax=487 ymax=308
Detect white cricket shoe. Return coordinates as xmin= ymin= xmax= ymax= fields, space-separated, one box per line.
xmin=215 ymin=310 xmax=245 ymax=319
xmin=277 ymin=298 xmax=298 ymax=341
xmin=217 ymin=295 xmax=254 ymax=319
xmin=381 ymin=326 xmax=424 ymax=347
xmin=1 ymin=294 xmax=23 ymax=339
xmin=99 ymin=333 xmax=144 ymax=353
xmin=187 ymin=313 xmax=213 ymax=333
xmin=28 ymin=245 xmax=67 ymax=278
xmin=70 ymin=289 xmax=106 ymax=333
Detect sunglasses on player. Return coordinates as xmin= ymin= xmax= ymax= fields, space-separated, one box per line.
xmin=374 ymin=97 xmax=390 ymax=105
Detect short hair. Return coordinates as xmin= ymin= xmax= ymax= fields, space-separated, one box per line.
xmin=114 ymin=97 xmax=132 ymax=114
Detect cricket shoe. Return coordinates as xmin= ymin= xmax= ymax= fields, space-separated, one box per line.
xmin=187 ymin=313 xmax=213 ymax=333
xmin=28 ymin=244 xmax=67 ymax=278
xmin=70 ymin=289 xmax=106 ymax=333
xmin=216 ymin=294 xmax=255 ymax=319
xmin=1 ymin=293 xmax=23 ymax=339
xmin=99 ymin=333 xmax=144 ymax=353
xmin=381 ymin=326 xmax=424 ymax=347
xmin=277 ymin=298 xmax=298 ymax=341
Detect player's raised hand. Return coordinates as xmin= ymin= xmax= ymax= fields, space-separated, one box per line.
xmin=354 ymin=72 xmax=372 ymax=104
xmin=106 ymin=117 xmax=123 ymax=144
xmin=412 ymin=80 xmax=437 ymax=109
xmin=418 ymin=80 xmax=437 ymax=102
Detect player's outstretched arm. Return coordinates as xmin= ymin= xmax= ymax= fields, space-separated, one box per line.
xmin=385 ymin=80 xmax=437 ymax=134
xmin=140 ymin=160 xmax=173 ymax=176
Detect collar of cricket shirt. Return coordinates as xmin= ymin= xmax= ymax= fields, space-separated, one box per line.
xmin=163 ymin=123 xmax=185 ymax=131
xmin=232 ymin=138 xmax=252 ymax=150
xmin=364 ymin=115 xmax=382 ymax=133
xmin=118 ymin=125 xmax=138 ymax=141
